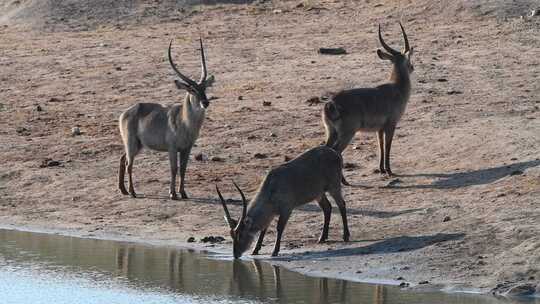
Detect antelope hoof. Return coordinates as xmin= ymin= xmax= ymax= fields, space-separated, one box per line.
xmin=180 ymin=190 xmax=188 ymax=199
xmin=271 ymin=251 xmax=279 ymax=257
xmin=318 ymin=236 xmax=328 ymax=243
xmin=169 ymin=192 xmax=179 ymax=200
xmin=129 ymin=191 xmax=137 ymax=198
xmin=374 ymin=168 xmax=386 ymax=174
xmin=251 ymin=249 xmax=260 ymax=256
xmin=343 ymin=233 xmax=350 ymax=242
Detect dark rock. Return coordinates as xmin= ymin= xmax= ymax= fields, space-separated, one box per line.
xmin=386 ymin=178 xmax=401 ymax=187
xmin=238 ymin=96 xmax=243 ymax=100
xmin=284 ymin=155 xmax=292 ymax=162
xmin=399 ymin=282 xmax=409 ymax=288
xmin=210 ymin=156 xmax=224 ymax=162
xmin=306 ymin=96 xmax=322 ymax=105
xmin=16 ymin=127 xmax=30 ymax=135
xmin=396 ymin=276 xmax=405 ymax=280
xmin=40 ymin=159 xmax=61 ymax=168
xmin=269 ymin=132 xmax=277 ymax=137
xmin=262 ymin=101 xmax=272 ymax=106
xmin=36 ymin=105 xmax=43 ymax=111
xmin=447 ymin=90 xmax=463 ymax=95
xmin=419 ymin=280 xmax=429 ymax=285
xmin=254 ymin=153 xmax=268 ymax=159
xmin=187 ymin=237 xmax=195 ymax=243
xmin=115 ymin=66 xmax=122 ymax=71
xmin=200 ymin=236 xmax=225 ymax=244
xmin=194 ymin=153 xmax=204 ymax=161
xmin=437 ymin=78 xmax=448 ymax=82
xmin=443 ymin=216 xmax=451 ymax=222
xmin=343 ymin=162 xmax=358 ymax=169
xmin=318 ymin=47 xmax=347 ymax=55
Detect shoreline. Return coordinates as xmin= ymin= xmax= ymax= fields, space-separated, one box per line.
xmin=0 ymin=222 xmax=519 ymax=299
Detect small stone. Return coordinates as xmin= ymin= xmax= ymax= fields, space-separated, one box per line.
xmin=401 ymin=266 xmax=410 ymax=270
xmin=194 ymin=153 xmax=205 ymax=161
xmin=187 ymin=237 xmax=195 ymax=243
xmin=200 ymin=236 xmax=225 ymax=243
xmin=318 ymin=47 xmax=347 ymax=55
xmin=437 ymin=78 xmax=448 ymax=82
xmin=36 ymin=105 xmax=43 ymax=111
xmin=273 ymin=9 xmax=283 ymax=14
xmin=477 ymin=260 xmax=487 ymax=265
xmin=396 ymin=276 xmax=405 ymax=280
xmin=71 ymin=127 xmax=81 ymax=136
xmin=443 ymin=216 xmax=451 ymax=222
xmin=40 ymin=159 xmax=61 ymax=168
xmin=210 ymin=156 xmax=224 ymax=162
xmin=254 ymin=153 xmax=268 ymax=159
xmin=419 ymin=280 xmax=429 ymax=285
xmin=399 ymin=282 xmax=409 ymax=288
xmin=355 ymin=270 xmax=362 ymax=274
xmin=343 ymin=163 xmax=357 ymax=169
xmin=16 ymin=127 xmax=30 ymax=135
xmin=269 ymin=132 xmax=277 ymax=137
xmin=386 ymin=178 xmax=401 ymax=187
xmin=306 ymin=97 xmax=321 ymax=105
xmin=284 ymin=155 xmax=292 ymax=162
xmin=262 ymin=101 xmax=272 ymax=106
xmin=48 ymin=97 xmax=62 ymax=102
xmin=447 ymin=90 xmax=463 ymax=95
xmin=115 ymin=66 xmax=122 ymax=71
xmin=238 ymin=96 xmax=243 ymax=100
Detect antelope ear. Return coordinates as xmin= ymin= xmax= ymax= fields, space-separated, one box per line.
xmin=377 ymin=49 xmax=394 ymax=61
xmin=202 ymin=75 xmax=215 ymax=88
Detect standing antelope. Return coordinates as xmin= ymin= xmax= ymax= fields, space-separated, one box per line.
xmin=118 ymin=38 xmax=215 ymax=200
xmin=323 ymin=23 xmax=414 ymax=176
xmin=216 ymin=146 xmax=351 ymax=258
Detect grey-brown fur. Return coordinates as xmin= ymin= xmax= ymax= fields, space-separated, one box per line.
xmin=118 ymin=39 xmax=214 ymax=200
xmin=323 ymin=23 xmax=414 ymax=176
xmin=217 ymin=146 xmax=351 ymax=258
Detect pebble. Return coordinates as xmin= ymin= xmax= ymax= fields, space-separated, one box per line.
xmin=187 ymin=237 xmax=195 ymax=243
xmin=210 ymin=156 xmax=224 ymax=162
xmin=71 ymin=127 xmax=81 ymax=136
xmin=200 ymin=236 xmax=225 ymax=243
xmin=254 ymin=153 xmax=268 ymax=159
xmin=262 ymin=101 xmax=272 ymax=106
xmin=194 ymin=153 xmax=205 ymax=161
xmin=443 ymin=216 xmax=451 ymax=222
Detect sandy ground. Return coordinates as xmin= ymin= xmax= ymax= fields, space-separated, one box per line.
xmin=1 ymin=0 xmax=539 ymax=297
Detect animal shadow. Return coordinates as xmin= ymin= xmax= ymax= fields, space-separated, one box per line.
xmin=396 ymin=159 xmax=539 ymax=189
xmin=273 ymin=233 xmax=465 ymax=261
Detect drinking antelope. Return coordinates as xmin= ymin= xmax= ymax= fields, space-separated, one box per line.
xmin=118 ymin=38 xmax=215 ymax=200
xmin=323 ymin=23 xmax=414 ymax=176
xmin=217 ymin=146 xmax=351 ymax=258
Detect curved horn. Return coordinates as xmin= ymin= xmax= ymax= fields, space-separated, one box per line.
xmin=168 ymin=39 xmax=198 ymax=88
xmin=232 ymin=181 xmax=247 ymax=228
xmin=199 ymin=38 xmax=207 ymax=83
xmin=399 ymin=22 xmax=410 ymax=53
xmin=216 ymin=185 xmax=235 ymax=229
xmin=378 ymin=24 xmax=400 ymax=56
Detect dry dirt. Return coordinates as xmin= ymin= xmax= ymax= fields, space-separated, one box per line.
xmin=1 ymin=0 xmax=539 ymax=296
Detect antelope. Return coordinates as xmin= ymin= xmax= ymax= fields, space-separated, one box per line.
xmin=216 ymin=146 xmax=351 ymax=258
xmin=118 ymin=38 xmax=215 ymax=200
xmin=323 ymin=23 xmax=414 ymax=176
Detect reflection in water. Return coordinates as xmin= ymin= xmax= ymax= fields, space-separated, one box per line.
xmin=0 ymin=229 xmax=533 ymax=304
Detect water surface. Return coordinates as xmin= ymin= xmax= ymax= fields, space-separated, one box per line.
xmin=0 ymin=229 xmax=534 ymax=304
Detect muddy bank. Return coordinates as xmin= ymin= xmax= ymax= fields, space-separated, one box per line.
xmin=0 ymin=0 xmax=539 ymax=298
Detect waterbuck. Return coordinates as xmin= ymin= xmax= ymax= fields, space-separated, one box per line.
xmin=323 ymin=23 xmax=414 ymax=176
xmin=118 ymin=38 xmax=215 ymax=200
xmin=216 ymin=146 xmax=351 ymax=258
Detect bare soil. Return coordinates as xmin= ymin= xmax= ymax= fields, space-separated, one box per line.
xmin=1 ymin=0 xmax=539 ymax=296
